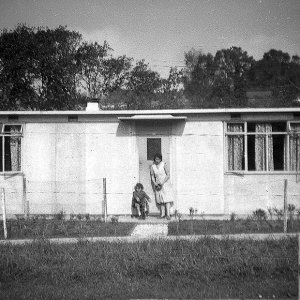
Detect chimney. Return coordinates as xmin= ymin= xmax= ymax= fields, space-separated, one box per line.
xmin=85 ymin=100 xmax=99 ymax=111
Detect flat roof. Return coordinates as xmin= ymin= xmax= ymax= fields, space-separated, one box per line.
xmin=118 ymin=114 xmax=187 ymax=120
xmin=0 ymin=107 xmax=300 ymax=115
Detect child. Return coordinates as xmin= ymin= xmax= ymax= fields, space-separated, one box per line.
xmin=131 ymin=183 xmax=151 ymax=219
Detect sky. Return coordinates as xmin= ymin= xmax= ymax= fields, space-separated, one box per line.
xmin=0 ymin=0 xmax=299 ymax=78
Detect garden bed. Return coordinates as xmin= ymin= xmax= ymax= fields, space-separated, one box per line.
xmin=0 ymin=218 xmax=135 ymax=240
xmin=0 ymin=238 xmax=297 ymax=299
xmin=168 ymin=218 xmax=300 ymax=235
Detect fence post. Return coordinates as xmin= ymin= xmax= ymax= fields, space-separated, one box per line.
xmin=283 ymin=179 xmax=288 ymax=233
xmin=103 ymin=178 xmax=107 ymax=223
xmin=298 ymin=234 xmax=300 ymax=300
xmin=23 ymin=175 xmax=28 ymax=218
xmin=1 ymin=188 xmax=7 ymax=239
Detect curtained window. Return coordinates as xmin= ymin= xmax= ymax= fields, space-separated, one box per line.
xmin=227 ymin=123 xmax=244 ymax=171
xmin=254 ymin=123 xmax=274 ymax=171
xmin=227 ymin=121 xmax=287 ymax=172
xmin=289 ymin=123 xmax=300 ymax=171
xmin=0 ymin=124 xmax=22 ymax=172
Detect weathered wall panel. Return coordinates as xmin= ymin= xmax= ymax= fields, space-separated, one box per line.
xmin=174 ymin=121 xmax=224 ymax=215
xmin=21 ymin=122 xmax=136 ymax=215
xmin=224 ymin=174 xmax=300 ymax=216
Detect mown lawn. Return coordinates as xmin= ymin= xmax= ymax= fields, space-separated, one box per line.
xmin=0 ymin=218 xmax=134 ymax=240
xmin=168 ymin=219 xmax=300 ymax=235
xmin=0 ymin=238 xmax=297 ymax=299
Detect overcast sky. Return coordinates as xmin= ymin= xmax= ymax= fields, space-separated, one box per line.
xmin=0 ymin=0 xmax=299 ymax=77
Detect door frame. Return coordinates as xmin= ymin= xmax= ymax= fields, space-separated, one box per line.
xmin=134 ymin=133 xmax=177 ymax=211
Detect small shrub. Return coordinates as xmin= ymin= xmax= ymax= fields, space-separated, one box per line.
xmin=288 ymin=204 xmax=296 ymax=215
xmin=230 ymin=212 xmax=236 ymax=222
xmin=189 ymin=207 xmax=195 ymax=216
xmin=273 ymin=207 xmax=283 ymax=221
xmin=85 ymin=213 xmax=90 ymax=221
xmin=76 ymin=214 xmax=83 ymax=221
xmin=288 ymin=204 xmax=296 ymax=230
xmin=267 ymin=207 xmax=273 ymax=220
xmin=54 ymin=210 xmax=65 ymax=220
xmin=252 ymin=209 xmax=267 ymax=221
xmin=111 ymin=216 xmax=119 ymax=224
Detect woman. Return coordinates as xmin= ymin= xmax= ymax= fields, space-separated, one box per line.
xmin=150 ymin=153 xmax=174 ymax=220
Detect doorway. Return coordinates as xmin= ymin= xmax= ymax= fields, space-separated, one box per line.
xmin=137 ymin=136 xmax=170 ymax=215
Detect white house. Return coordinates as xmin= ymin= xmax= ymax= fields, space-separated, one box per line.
xmin=0 ymin=106 xmax=299 ymax=218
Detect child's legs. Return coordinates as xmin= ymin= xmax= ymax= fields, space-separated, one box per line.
xmin=136 ymin=203 xmax=141 ymax=215
xmin=132 ymin=202 xmax=141 ymax=216
xmin=165 ymin=202 xmax=170 ymax=217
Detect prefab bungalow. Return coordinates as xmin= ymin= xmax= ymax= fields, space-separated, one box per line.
xmin=0 ymin=105 xmax=299 ymax=218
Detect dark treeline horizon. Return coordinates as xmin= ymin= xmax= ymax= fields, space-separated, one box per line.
xmin=0 ymin=24 xmax=299 ymax=110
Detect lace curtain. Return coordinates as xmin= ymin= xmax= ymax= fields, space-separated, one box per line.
xmin=2 ymin=126 xmax=22 ymax=172
xmin=255 ymin=123 xmax=274 ymax=171
xmin=290 ymin=123 xmax=300 ymax=171
xmin=227 ymin=124 xmax=244 ymax=170
xmin=9 ymin=136 xmax=21 ymax=171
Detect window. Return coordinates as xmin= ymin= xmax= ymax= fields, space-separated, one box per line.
xmin=0 ymin=124 xmax=23 ymax=172
xmin=147 ymin=138 xmax=161 ymax=161
xmin=226 ymin=121 xmax=300 ymax=172
xmin=289 ymin=123 xmax=300 ymax=171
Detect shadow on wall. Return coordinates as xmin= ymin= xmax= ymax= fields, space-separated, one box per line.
xmin=116 ymin=120 xmax=186 ymax=137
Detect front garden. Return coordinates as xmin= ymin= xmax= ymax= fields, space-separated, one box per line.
xmin=169 ymin=206 xmax=300 ymax=235
xmin=0 ymin=206 xmax=299 ymax=240
xmin=0 ymin=213 xmax=134 ymax=240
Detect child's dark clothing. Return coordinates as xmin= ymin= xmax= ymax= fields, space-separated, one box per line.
xmin=132 ymin=190 xmax=150 ymax=217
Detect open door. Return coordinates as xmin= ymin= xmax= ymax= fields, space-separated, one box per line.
xmin=137 ymin=136 xmax=170 ymax=215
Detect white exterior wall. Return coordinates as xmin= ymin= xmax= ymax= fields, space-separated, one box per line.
xmin=174 ymin=121 xmax=224 ymax=215
xmin=22 ymin=122 xmax=137 ymax=215
xmin=0 ymin=175 xmax=24 ymax=215
xmin=224 ymin=174 xmax=300 ymax=216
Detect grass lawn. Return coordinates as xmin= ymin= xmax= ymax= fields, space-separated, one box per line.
xmin=0 ymin=238 xmax=297 ymax=299
xmin=168 ymin=218 xmax=300 ymax=235
xmin=0 ymin=218 xmax=135 ymax=240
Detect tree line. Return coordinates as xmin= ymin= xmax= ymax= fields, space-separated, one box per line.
xmin=0 ymin=24 xmax=299 ymax=110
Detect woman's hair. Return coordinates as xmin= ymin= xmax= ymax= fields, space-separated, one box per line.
xmin=153 ymin=153 xmax=162 ymax=161
xmin=135 ymin=183 xmax=144 ymax=190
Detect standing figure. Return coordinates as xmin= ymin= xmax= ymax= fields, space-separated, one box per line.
xmin=150 ymin=153 xmax=174 ymax=220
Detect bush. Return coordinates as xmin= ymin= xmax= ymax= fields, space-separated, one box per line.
xmin=54 ymin=210 xmax=65 ymax=221
xmin=252 ymin=209 xmax=267 ymax=221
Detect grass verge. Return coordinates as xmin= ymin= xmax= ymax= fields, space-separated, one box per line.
xmin=0 ymin=237 xmax=297 ymax=299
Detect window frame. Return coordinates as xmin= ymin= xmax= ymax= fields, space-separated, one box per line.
xmin=0 ymin=123 xmax=23 ymax=174
xmin=225 ymin=121 xmax=300 ymax=174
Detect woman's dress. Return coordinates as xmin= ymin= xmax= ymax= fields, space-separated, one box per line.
xmin=151 ymin=162 xmax=174 ymax=204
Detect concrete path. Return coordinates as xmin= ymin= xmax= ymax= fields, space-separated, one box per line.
xmin=130 ymin=223 xmax=168 ymax=237
xmin=0 ymin=232 xmax=298 ymax=245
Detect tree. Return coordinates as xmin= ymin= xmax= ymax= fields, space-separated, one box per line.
xmin=155 ymin=67 xmax=188 ymax=109
xmin=0 ymin=24 xmax=83 ymax=110
xmin=76 ymin=41 xmax=132 ymax=101
xmin=212 ymin=46 xmax=253 ymax=107
xmin=249 ymin=49 xmax=300 ymax=106
xmin=33 ymin=26 xmax=82 ymax=110
xmin=0 ymin=25 xmax=37 ymax=110
xmin=183 ymin=51 xmax=215 ymax=107
xmin=124 ymin=60 xmax=161 ymax=109
xmin=183 ymin=46 xmax=253 ymax=108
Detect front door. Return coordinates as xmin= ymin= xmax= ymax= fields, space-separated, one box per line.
xmin=137 ymin=136 xmax=170 ymax=214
